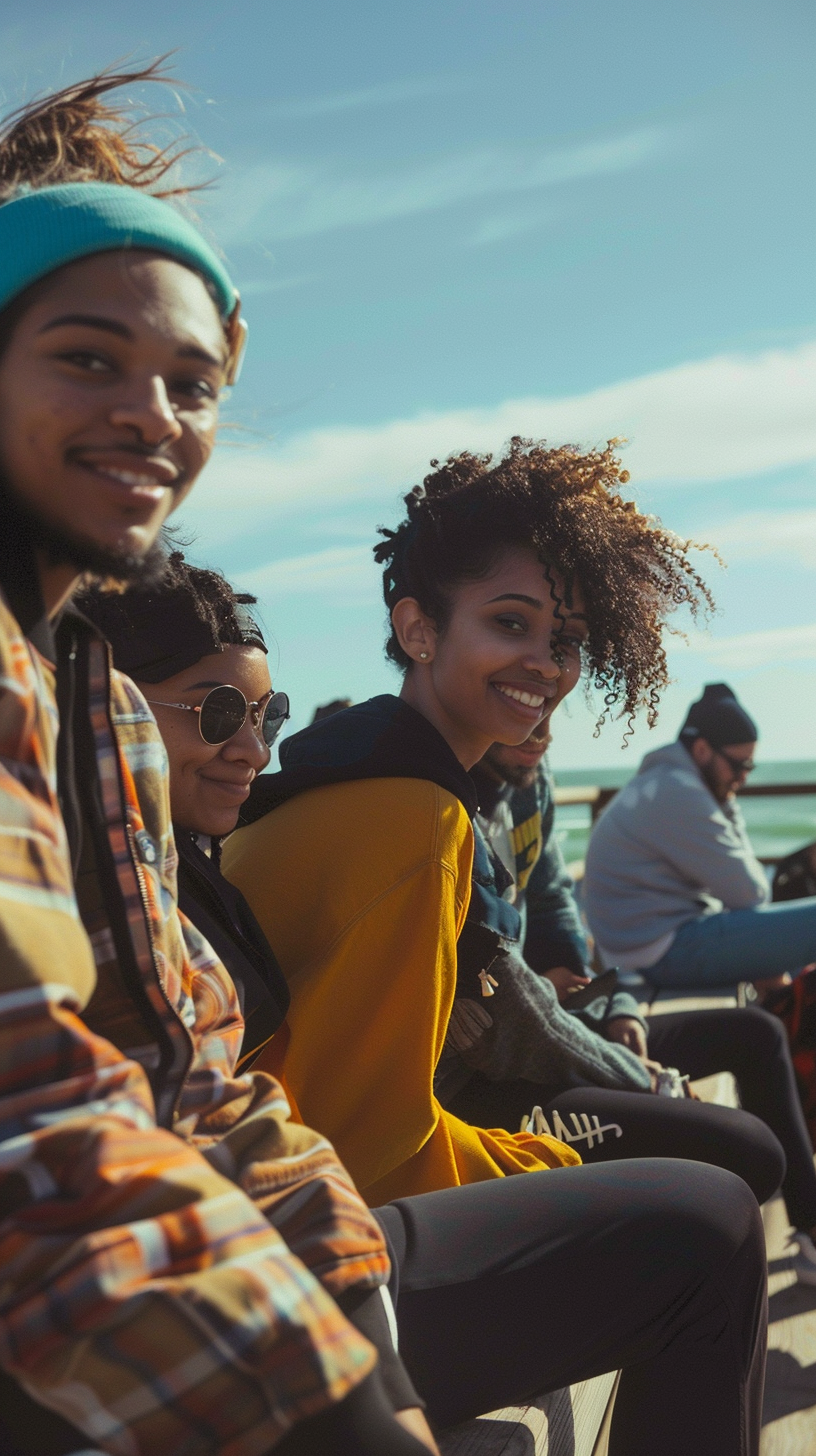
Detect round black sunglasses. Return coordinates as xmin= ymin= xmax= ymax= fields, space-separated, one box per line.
xmin=714 ymin=746 xmax=756 ymax=778
xmin=147 ymin=686 xmax=290 ymax=748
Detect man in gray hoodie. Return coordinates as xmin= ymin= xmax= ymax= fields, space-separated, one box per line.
xmin=584 ymin=683 xmax=816 ymax=990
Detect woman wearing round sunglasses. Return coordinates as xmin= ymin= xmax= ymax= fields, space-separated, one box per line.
xmin=137 ymin=609 xmax=290 ymax=840
xmin=149 ymin=682 xmax=289 ymax=750
xmin=80 ymin=554 xmax=295 ymax=1074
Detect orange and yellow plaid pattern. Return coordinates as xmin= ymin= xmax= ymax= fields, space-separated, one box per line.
xmin=0 ymin=590 xmax=389 ymax=1453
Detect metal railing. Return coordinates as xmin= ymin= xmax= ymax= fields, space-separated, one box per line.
xmin=553 ymin=780 xmax=816 ymax=866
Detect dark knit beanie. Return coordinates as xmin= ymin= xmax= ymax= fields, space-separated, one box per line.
xmin=679 ymin=683 xmax=758 ymax=750
xmin=78 ymin=582 xmax=266 ymax=683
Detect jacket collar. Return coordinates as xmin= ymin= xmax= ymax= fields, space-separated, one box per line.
xmin=241 ymin=693 xmax=479 ymax=826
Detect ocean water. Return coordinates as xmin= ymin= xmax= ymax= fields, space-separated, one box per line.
xmin=553 ymin=759 xmax=816 ymax=868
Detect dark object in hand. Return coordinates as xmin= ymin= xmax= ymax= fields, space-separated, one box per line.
xmin=564 ymin=967 xmax=619 ymax=1010
xmin=772 ymin=841 xmax=816 ymax=902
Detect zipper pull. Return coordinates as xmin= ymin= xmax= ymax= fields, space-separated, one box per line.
xmin=478 ymin=970 xmax=499 ymax=997
xmin=134 ymin=829 xmax=157 ymax=865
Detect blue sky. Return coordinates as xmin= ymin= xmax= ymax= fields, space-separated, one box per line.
xmin=3 ymin=1 xmax=815 ymax=768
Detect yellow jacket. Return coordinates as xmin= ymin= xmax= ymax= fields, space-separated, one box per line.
xmin=223 ymin=769 xmax=579 ymax=1203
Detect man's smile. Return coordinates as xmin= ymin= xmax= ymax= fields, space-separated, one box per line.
xmin=68 ymin=447 xmax=182 ymax=504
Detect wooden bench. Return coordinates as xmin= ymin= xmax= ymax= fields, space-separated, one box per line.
xmin=440 ymin=1370 xmax=619 ymax=1456
xmin=66 ymin=1379 xmax=620 ymax=1456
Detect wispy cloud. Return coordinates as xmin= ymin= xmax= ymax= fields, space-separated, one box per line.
xmin=237 ymin=545 xmax=374 ymax=598
xmin=469 ymin=209 xmax=556 ymax=246
xmin=269 ymin=74 xmax=470 ymax=121
xmin=213 ymin=125 xmax=671 ymax=244
xmin=189 ymin=339 xmax=816 ymax=536
xmin=688 ymin=622 xmax=816 ymax=671
xmin=700 ymin=504 xmax=816 ymax=570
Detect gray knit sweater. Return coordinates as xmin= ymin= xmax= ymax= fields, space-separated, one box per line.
xmin=436 ymin=947 xmax=651 ymax=1101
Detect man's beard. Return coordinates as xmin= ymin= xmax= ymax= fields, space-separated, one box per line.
xmin=0 ymin=475 xmax=168 ymax=590
xmin=40 ymin=522 xmax=168 ymax=589
xmin=482 ymin=745 xmax=541 ymax=789
xmin=699 ymin=757 xmax=728 ymax=804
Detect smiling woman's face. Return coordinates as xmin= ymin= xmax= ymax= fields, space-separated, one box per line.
xmin=138 ymin=644 xmax=273 ymax=838
xmin=0 ymin=249 xmax=226 ymax=571
xmin=394 ymin=544 xmax=588 ymax=769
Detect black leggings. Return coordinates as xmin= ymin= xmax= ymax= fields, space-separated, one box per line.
xmin=276 ymin=1370 xmax=429 ymax=1455
xmin=449 ymin=1005 xmax=816 ymax=1230
xmin=286 ymin=1161 xmax=766 ymax=1456
xmin=647 ymin=1006 xmax=816 ymax=1230
xmin=377 ymin=1161 xmax=766 ymax=1456
xmin=450 ymin=1069 xmax=785 ymax=1204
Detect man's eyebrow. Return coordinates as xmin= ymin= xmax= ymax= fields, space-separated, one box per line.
xmin=177 ymin=342 xmax=228 ymax=369
xmin=39 ymin=313 xmax=134 ymax=339
xmin=183 ymin=680 xmax=227 ymax=691
xmin=38 ymin=316 xmax=226 ymax=369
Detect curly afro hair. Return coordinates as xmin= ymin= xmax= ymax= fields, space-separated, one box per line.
xmin=374 ymin=437 xmax=715 ymax=733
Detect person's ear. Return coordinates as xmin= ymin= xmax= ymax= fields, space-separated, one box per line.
xmin=691 ymin=737 xmax=713 ymax=768
xmin=392 ymin=597 xmax=437 ymax=665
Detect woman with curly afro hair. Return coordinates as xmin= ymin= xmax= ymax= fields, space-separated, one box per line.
xmin=376 ymin=436 xmax=714 ymax=740
xmin=224 ymin=436 xmax=717 ymax=1197
xmin=223 ymin=440 xmax=772 ymax=1454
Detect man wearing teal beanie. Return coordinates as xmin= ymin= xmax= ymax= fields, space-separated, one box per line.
xmin=584 ymin=681 xmax=816 ymax=992
xmin=0 ymin=65 xmax=437 ymax=1456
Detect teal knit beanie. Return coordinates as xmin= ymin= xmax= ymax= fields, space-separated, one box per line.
xmin=0 ymin=182 xmax=236 ymax=319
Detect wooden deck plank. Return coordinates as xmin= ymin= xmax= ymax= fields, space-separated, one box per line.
xmin=761 ymin=1197 xmax=816 ymax=1455
xmin=651 ymin=994 xmax=816 ymax=1449
xmin=439 ymin=1371 xmax=618 ymax=1455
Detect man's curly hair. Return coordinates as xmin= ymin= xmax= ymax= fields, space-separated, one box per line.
xmin=374 ymin=437 xmax=715 ymax=732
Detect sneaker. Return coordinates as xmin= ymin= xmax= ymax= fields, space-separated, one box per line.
xmin=790 ymin=1230 xmax=816 ymax=1285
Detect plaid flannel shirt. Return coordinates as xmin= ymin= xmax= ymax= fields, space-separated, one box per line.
xmin=0 ymin=588 xmax=389 ymax=1454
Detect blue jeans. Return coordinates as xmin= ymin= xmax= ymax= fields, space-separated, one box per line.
xmin=646 ymin=898 xmax=816 ymax=989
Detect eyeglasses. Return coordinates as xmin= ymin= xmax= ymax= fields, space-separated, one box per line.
xmin=147 ymin=686 xmax=290 ymax=748
xmin=714 ymin=747 xmax=756 ymax=778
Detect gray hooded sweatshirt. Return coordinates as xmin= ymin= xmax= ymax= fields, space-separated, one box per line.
xmin=583 ymin=740 xmax=769 ymax=969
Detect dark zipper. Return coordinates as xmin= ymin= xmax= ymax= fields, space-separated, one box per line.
xmin=124 ymin=817 xmax=193 ymax=1126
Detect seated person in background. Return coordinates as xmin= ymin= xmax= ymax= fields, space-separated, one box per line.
xmin=583 ymin=681 xmax=816 ymax=990
xmin=464 ymin=720 xmax=816 ymax=1285
xmin=223 ymin=438 xmax=717 ymax=1205
xmin=86 ymin=557 xmax=771 ymax=1456
xmin=313 ymin=697 xmax=353 ymax=721
xmin=473 ymin=716 xmax=641 ymax=1010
